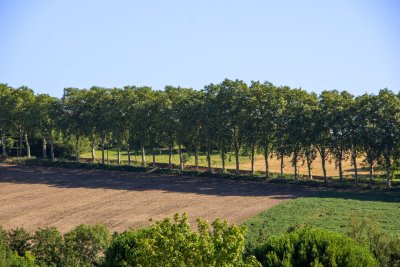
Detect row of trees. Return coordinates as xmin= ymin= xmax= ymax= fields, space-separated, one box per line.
xmin=1 ymin=80 xmax=399 ymax=186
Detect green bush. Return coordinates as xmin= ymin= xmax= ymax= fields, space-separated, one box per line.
xmin=253 ymin=227 xmax=378 ymax=267
xmin=348 ymin=213 xmax=400 ymax=267
xmin=32 ymin=227 xmax=63 ymax=266
xmin=104 ymin=213 xmax=258 ymax=267
xmin=7 ymin=227 xmax=31 ymax=257
xmin=63 ymin=224 xmax=111 ymax=267
xmin=0 ymin=227 xmax=35 ymax=267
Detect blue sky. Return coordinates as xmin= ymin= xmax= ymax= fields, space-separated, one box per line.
xmin=0 ymin=0 xmax=399 ymax=97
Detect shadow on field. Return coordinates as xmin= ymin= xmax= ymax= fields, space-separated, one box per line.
xmin=0 ymin=164 xmax=398 ymax=202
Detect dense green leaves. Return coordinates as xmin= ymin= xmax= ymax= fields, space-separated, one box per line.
xmin=252 ymin=228 xmax=378 ymax=267
xmin=103 ymin=213 xmax=255 ymax=267
xmin=1 ymin=81 xmax=400 ymax=184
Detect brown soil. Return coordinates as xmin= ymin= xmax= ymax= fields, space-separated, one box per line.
xmin=0 ymin=164 xmax=309 ymax=233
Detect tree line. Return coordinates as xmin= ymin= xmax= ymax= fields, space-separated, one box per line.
xmin=1 ymin=80 xmax=399 ymax=186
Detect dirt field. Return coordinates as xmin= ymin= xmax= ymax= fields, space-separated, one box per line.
xmin=0 ymin=164 xmax=309 ymax=233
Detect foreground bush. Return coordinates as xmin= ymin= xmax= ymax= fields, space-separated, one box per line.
xmin=104 ymin=213 xmax=257 ymax=267
xmin=62 ymin=224 xmax=111 ymax=267
xmin=253 ymin=227 xmax=378 ymax=267
xmin=32 ymin=227 xmax=63 ymax=266
xmin=0 ymin=227 xmax=35 ymax=267
xmin=348 ymin=213 xmax=400 ymax=267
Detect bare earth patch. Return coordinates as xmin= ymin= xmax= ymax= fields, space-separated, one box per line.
xmin=0 ymin=164 xmax=308 ymax=233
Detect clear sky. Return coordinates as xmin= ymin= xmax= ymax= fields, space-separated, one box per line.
xmin=0 ymin=0 xmax=399 ymax=97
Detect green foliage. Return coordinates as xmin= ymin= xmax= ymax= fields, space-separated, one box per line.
xmin=32 ymin=227 xmax=63 ymax=266
xmin=7 ymin=227 xmax=31 ymax=257
xmin=252 ymin=228 xmax=378 ymax=267
xmin=63 ymin=224 xmax=111 ymax=267
xmin=348 ymin=213 xmax=400 ymax=267
xmin=0 ymin=227 xmax=35 ymax=267
xmin=3 ymin=81 xmax=400 ymax=182
xmin=104 ymin=213 xmax=257 ymax=267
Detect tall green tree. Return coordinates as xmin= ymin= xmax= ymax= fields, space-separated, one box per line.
xmin=0 ymin=84 xmax=14 ymax=157
xmin=374 ymin=89 xmax=400 ymax=187
xmin=249 ymin=81 xmax=286 ymax=178
xmin=215 ymin=79 xmax=248 ymax=175
xmin=33 ymin=94 xmax=59 ymax=160
xmin=273 ymin=86 xmax=291 ymax=178
xmin=320 ymin=90 xmax=354 ymax=181
xmin=356 ymin=94 xmax=381 ymax=182
xmin=285 ymin=89 xmax=318 ymax=179
xmin=13 ymin=86 xmax=36 ymax=158
xmin=61 ymin=88 xmax=87 ymax=162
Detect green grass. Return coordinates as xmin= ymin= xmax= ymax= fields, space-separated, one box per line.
xmin=244 ymin=191 xmax=400 ymax=248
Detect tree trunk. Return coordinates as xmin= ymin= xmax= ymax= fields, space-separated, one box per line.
xmin=91 ymin=140 xmax=96 ymax=162
xmin=25 ymin=133 xmax=31 ymax=158
xmin=251 ymin=144 xmax=255 ymax=175
xmin=49 ymin=134 xmax=54 ymax=161
xmin=19 ymin=131 xmax=22 ymax=157
xmin=293 ymin=149 xmax=298 ymax=180
xmin=141 ymin=145 xmax=146 ymax=166
xmin=42 ymin=138 xmax=47 ymax=159
xmin=1 ymin=134 xmax=7 ymax=157
xmin=117 ymin=143 xmax=121 ymax=164
xmin=207 ymin=147 xmax=211 ymax=173
xmin=280 ymin=154 xmax=284 ymax=178
xmin=101 ymin=144 xmax=105 ymax=165
xmin=351 ymin=150 xmax=358 ymax=184
xmin=221 ymin=147 xmax=226 ymax=173
xmin=234 ymin=142 xmax=240 ymax=175
xmin=385 ymin=153 xmax=392 ymax=187
xmin=306 ymin=152 xmax=312 ymax=180
xmin=178 ymin=145 xmax=183 ymax=171
xmin=127 ymin=145 xmax=131 ymax=166
xmin=152 ymin=147 xmax=156 ymax=167
xmin=337 ymin=150 xmax=343 ymax=182
xmin=319 ymin=148 xmax=327 ymax=183
xmin=168 ymin=146 xmax=173 ymax=169
xmin=264 ymin=146 xmax=269 ymax=179
xmin=75 ymin=136 xmax=79 ymax=162
xmin=368 ymin=157 xmax=374 ymax=182
xmin=194 ymin=146 xmax=199 ymax=172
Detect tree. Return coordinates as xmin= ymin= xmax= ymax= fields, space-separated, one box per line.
xmin=177 ymin=89 xmax=205 ymax=171
xmin=33 ymin=94 xmax=59 ymax=160
xmin=314 ymin=91 xmax=332 ymax=183
xmin=248 ymin=81 xmax=282 ymax=177
xmin=61 ymin=88 xmax=87 ymax=162
xmin=214 ymin=79 xmax=248 ymax=175
xmin=356 ymin=94 xmax=381 ymax=182
xmin=273 ymin=86 xmax=291 ymax=178
xmin=13 ymin=86 xmax=36 ymax=158
xmin=0 ymin=84 xmax=14 ymax=157
xmin=374 ymin=89 xmax=400 ymax=187
xmin=320 ymin=90 xmax=354 ymax=181
xmin=285 ymin=89 xmax=318 ymax=179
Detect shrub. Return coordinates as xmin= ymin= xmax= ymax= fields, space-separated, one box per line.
xmin=104 ymin=213 xmax=258 ymax=266
xmin=348 ymin=213 xmax=400 ymax=267
xmin=7 ymin=227 xmax=31 ymax=257
xmin=32 ymin=227 xmax=63 ymax=266
xmin=253 ymin=227 xmax=378 ymax=267
xmin=0 ymin=227 xmax=35 ymax=267
xmin=63 ymin=224 xmax=111 ymax=267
